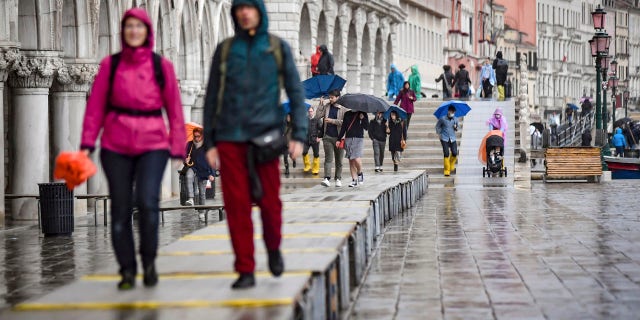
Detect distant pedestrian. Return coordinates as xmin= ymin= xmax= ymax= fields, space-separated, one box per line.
xmin=337 ymin=111 xmax=369 ymax=187
xmin=387 ymin=111 xmax=407 ymax=172
xmin=493 ymin=51 xmax=509 ymax=100
xmin=565 ymin=105 xmax=574 ymax=125
xmin=452 ymin=64 xmax=471 ymax=99
xmin=282 ymin=114 xmax=296 ymax=176
xmin=612 ymin=128 xmax=628 ymax=157
xmin=479 ymin=58 xmax=496 ymax=98
xmin=316 ymin=90 xmax=347 ymax=187
xmin=435 ymin=65 xmax=454 ymax=99
xmin=548 ymin=113 xmax=560 ymax=144
xmin=80 ymin=8 xmax=187 ymax=290
xmin=394 ymin=81 xmax=416 ymax=133
xmin=369 ymin=112 xmax=387 ymax=172
xmin=436 ymin=105 xmax=459 ymax=176
xmin=310 ymin=45 xmax=321 ymax=76
xmin=203 ymin=0 xmax=307 ymax=289
xmin=387 ymin=64 xmax=405 ymax=100
xmin=184 ymin=128 xmax=216 ymax=220
xmin=581 ymin=129 xmax=592 ymax=146
xmin=581 ymin=98 xmax=593 ymax=117
xmin=316 ymin=45 xmax=334 ymax=75
xmin=303 ymin=107 xmax=322 ymax=175
xmin=408 ymin=65 xmax=422 ymax=100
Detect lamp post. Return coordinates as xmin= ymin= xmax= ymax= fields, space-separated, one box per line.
xmin=600 ymin=55 xmax=610 ymax=135
xmin=609 ymin=59 xmax=619 ymax=128
xmin=590 ymin=5 xmax=609 ymax=138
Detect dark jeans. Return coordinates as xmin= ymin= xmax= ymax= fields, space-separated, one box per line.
xmin=406 ymin=113 xmax=412 ymax=138
xmin=440 ymin=139 xmax=458 ymax=158
xmin=303 ymin=142 xmax=320 ymax=157
xmin=615 ymin=146 xmax=625 ymax=157
xmin=100 ymin=149 xmax=169 ymax=274
xmin=482 ymin=79 xmax=493 ymax=97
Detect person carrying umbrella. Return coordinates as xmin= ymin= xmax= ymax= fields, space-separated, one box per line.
xmin=387 ymin=111 xmax=407 ymax=172
xmin=80 ymin=8 xmax=186 ymax=290
xmin=316 ymin=89 xmax=347 ymax=187
xmin=394 ymin=81 xmax=416 ymax=134
xmin=435 ymin=105 xmax=459 ymax=176
xmin=368 ymin=112 xmax=387 ymax=173
xmin=184 ymin=127 xmax=216 ymax=219
xmin=337 ymin=111 xmax=369 ymax=187
xmin=565 ymin=104 xmax=576 ymax=125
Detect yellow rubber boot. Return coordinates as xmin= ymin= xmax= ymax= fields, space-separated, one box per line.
xmin=443 ymin=157 xmax=450 ymax=176
xmin=311 ymin=157 xmax=321 ymax=175
xmin=449 ymin=155 xmax=457 ymax=174
xmin=303 ymin=154 xmax=311 ymax=172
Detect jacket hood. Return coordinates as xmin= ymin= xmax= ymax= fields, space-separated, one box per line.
xmin=390 ymin=63 xmax=397 ymax=70
xmin=231 ymin=0 xmax=269 ymax=36
xmin=121 ymin=8 xmax=155 ymax=50
xmin=319 ymin=45 xmax=329 ymax=54
xmin=616 ymin=128 xmax=623 ymax=134
xmin=411 ymin=65 xmax=419 ymax=74
xmin=494 ymin=107 xmax=504 ymax=117
xmin=496 ymin=51 xmax=503 ymax=59
xmin=315 ymin=46 xmax=321 ymax=54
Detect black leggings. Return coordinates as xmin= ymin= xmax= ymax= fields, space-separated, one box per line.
xmin=440 ymin=140 xmax=458 ymax=158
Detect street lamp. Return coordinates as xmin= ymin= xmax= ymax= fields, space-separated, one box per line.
xmin=592 ymin=5 xmax=607 ymax=30
xmin=600 ymin=55 xmax=611 ymax=133
xmin=590 ymin=32 xmax=610 ymax=131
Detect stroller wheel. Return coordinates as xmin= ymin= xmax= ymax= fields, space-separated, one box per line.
xmin=482 ymin=168 xmax=486 ymax=177
xmin=504 ymin=167 xmax=508 ymax=177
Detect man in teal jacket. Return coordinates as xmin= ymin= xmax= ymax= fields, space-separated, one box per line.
xmin=203 ymin=0 xmax=307 ymax=289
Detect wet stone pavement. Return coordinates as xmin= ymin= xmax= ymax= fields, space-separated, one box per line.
xmin=0 ymin=200 xmax=214 ymax=310
xmin=351 ymin=181 xmax=640 ymax=320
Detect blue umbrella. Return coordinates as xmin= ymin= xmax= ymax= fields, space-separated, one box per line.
xmin=383 ymin=105 xmax=408 ymax=120
xmin=567 ymin=103 xmax=579 ymax=110
xmin=302 ymin=75 xmax=347 ymax=99
xmin=433 ymin=100 xmax=471 ymax=119
xmin=281 ymin=100 xmax=311 ymax=114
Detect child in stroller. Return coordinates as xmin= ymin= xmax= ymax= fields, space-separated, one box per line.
xmin=479 ymin=130 xmax=507 ymax=177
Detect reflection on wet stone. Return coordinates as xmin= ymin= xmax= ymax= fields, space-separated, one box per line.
xmin=351 ymin=182 xmax=640 ymax=319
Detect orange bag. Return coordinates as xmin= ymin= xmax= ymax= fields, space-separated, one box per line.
xmin=53 ymin=151 xmax=98 ymax=190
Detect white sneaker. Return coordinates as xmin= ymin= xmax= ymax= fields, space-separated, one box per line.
xmin=185 ymin=199 xmax=194 ymax=206
xmin=358 ymin=173 xmax=364 ymax=184
xmin=321 ymin=178 xmax=331 ymax=187
xmin=348 ymin=180 xmax=358 ymax=187
xmin=335 ymin=179 xmax=342 ymax=187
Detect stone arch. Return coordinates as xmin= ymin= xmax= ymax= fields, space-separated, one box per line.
xmin=97 ymin=0 xmax=116 ymax=58
xmin=386 ymin=33 xmax=393 ymax=72
xmin=216 ymin=3 xmax=233 ymax=44
xmin=178 ymin=2 xmax=200 ymax=80
xmin=346 ymin=22 xmax=359 ymax=93
xmin=156 ymin=0 xmax=171 ymax=56
xmin=360 ymin=25 xmax=372 ymax=94
xmin=18 ymin=0 xmax=39 ymax=50
xmin=317 ymin=11 xmax=328 ymax=49
xmin=374 ymin=29 xmax=384 ymax=95
xmin=299 ymin=3 xmax=312 ymax=78
xmin=61 ymin=0 xmax=78 ymax=58
xmin=332 ymin=17 xmax=344 ymax=76
xmin=201 ymin=2 xmax=214 ymax=81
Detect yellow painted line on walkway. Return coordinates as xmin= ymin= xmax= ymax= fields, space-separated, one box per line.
xmin=181 ymin=232 xmax=350 ymax=241
xmin=158 ymin=247 xmax=337 ymax=257
xmin=82 ymin=271 xmax=312 ymax=281
xmin=283 ymin=203 xmax=370 ymax=209
xmin=14 ymin=298 xmax=294 ymax=311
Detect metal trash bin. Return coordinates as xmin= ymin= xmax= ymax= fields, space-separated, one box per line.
xmin=38 ymin=182 xmax=74 ymax=236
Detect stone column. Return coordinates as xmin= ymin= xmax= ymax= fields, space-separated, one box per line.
xmin=8 ymin=51 xmax=60 ymax=220
xmin=51 ymin=62 xmax=98 ymax=215
xmin=515 ymin=55 xmax=531 ymax=189
xmin=0 ymin=47 xmax=20 ymax=225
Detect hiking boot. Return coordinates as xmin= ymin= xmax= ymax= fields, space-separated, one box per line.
xmin=268 ymin=249 xmax=284 ymax=277
xmin=143 ymin=263 xmax=158 ymax=287
xmin=335 ymin=179 xmax=342 ymax=187
xmin=118 ymin=270 xmax=136 ymax=290
xmin=231 ymin=273 xmax=255 ymax=289
xmin=394 ymin=164 xmax=399 ymax=172
xmin=321 ymin=178 xmax=331 ymax=187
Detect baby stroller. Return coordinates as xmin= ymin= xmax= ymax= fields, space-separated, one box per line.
xmin=479 ymin=130 xmax=507 ymax=177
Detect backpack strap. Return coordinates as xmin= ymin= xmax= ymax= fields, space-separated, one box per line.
xmin=152 ymin=52 xmax=165 ymax=90
xmin=268 ymin=35 xmax=284 ymax=94
xmin=215 ymin=37 xmax=234 ymax=121
xmin=108 ymin=53 xmax=122 ymax=102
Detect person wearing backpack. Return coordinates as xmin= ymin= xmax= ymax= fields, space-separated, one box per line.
xmin=493 ymin=51 xmax=509 ymax=100
xmin=80 ymin=8 xmax=186 ymax=290
xmin=203 ymin=0 xmax=307 ymax=289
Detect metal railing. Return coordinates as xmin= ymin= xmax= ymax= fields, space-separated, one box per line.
xmin=550 ymin=111 xmax=595 ymax=147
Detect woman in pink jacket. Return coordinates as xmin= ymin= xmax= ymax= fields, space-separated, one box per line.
xmin=80 ymin=8 xmax=186 ymax=290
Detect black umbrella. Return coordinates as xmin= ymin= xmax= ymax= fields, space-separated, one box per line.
xmin=530 ymin=122 xmax=544 ymax=133
xmin=335 ymin=93 xmax=390 ymax=113
xmin=613 ymin=117 xmax=633 ymax=129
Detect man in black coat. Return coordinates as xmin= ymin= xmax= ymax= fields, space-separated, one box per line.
xmin=317 ymin=45 xmax=334 ymax=75
xmin=493 ymin=51 xmax=508 ymax=100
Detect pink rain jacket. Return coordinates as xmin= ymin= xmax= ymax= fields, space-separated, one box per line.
xmin=81 ymin=8 xmax=186 ymax=158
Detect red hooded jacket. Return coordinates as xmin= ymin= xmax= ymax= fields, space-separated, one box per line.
xmin=310 ymin=46 xmax=321 ymax=76
xmin=81 ymin=8 xmax=186 ymax=158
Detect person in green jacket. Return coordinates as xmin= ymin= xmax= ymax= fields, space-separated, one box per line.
xmin=408 ymin=65 xmax=422 ymax=100
xmin=203 ymin=0 xmax=307 ymax=289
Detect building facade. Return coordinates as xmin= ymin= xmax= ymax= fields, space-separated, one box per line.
xmin=0 ymin=0 xmax=406 ymax=222
xmin=629 ymin=6 xmax=640 ymax=110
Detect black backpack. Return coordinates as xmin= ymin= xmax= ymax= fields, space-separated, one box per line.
xmin=109 ymin=52 xmax=165 ymax=95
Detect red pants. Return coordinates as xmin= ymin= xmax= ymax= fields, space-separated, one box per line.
xmin=217 ymin=142 xmax=283 ymax=273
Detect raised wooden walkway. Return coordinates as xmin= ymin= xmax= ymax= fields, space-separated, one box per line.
xmin=3 ymin=171 xmax=427 ymax=320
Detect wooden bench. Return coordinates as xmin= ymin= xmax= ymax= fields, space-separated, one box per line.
xmin=157 ymin=205 xmax=225 ymax=224
xmin=75 ymin=194 xmax=110 ymax=226
xmin=544 ymin=147 xmax=603 ymax=182
xmin=5 ymin=194 xmax=41 ymax=228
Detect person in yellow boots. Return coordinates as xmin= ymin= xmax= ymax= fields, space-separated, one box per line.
xmin=435 ymin=105 xmax=459 ymax=176
xmin=303 ymin=107 xmax=322 ymax=175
